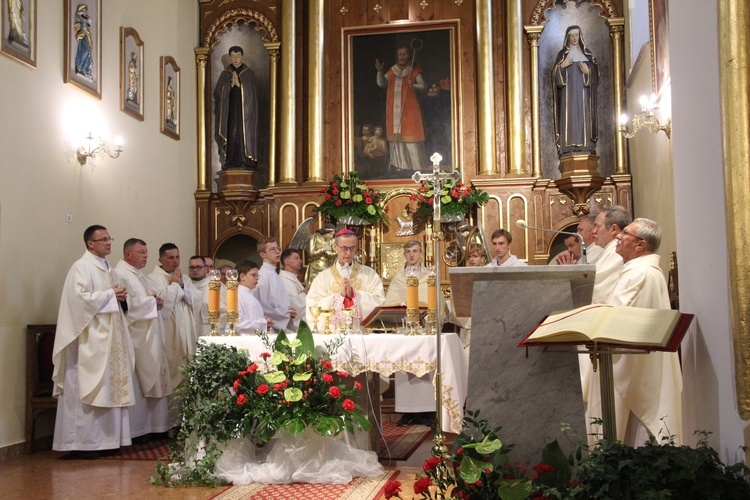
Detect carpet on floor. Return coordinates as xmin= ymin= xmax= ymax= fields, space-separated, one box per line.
xmin=209 ymin=470 xmax=400 ymax=500
xmin=103 ymin=421 xmax=431 ymax=462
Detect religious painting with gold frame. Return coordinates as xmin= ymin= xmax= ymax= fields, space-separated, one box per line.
xmin=63 ymin=0 xmax=101 ymax=99
xmin=379 ymin=242 xmax=408 ymax=283
xmin=342 ymin=21 xmax=461 ymax=183
xmin=1 ymin=0 xmax=36 ymax=68
xmin=120 ymin=27 xmax=144 ymax=121
xmin=649 ymin=0 xmax=670 ymax=99
xmin=160 ymin=55 xmax=180 ymax=140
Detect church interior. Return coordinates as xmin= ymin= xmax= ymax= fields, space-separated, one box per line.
xmin=2 ymin=0 xmax=750 ymax=496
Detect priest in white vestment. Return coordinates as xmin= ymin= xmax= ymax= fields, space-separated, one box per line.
xmin=52 ymin=225 xmax=136 ymax=456
xmin=485 ymin=228 xmax=528 ymax=268
xmin=187 ymin=255 xmax=226 ymax=336
xmin=306 ymin=229 xmax=385 ymax=332
xmin=115 ymin=238 xmax=172 ymax=436
xmin=600 ymin=218 xmax=683 ymax=445
xmin=148 ymin=243 xmax=195 ymax=389
xmin=384 ymin=240 xmax=447 ymax=426
xmin=235 ymin=259 xmax=273 ymax=335
xmin=578 ymin=213 xmax=603 ymax=264
xmin=280 ymin=248 xmax=308 ymax=331
xmin=254 ymin=237 xmax=295 ymax=332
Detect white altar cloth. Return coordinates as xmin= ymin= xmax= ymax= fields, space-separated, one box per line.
xmin=200 ymin=332 xmax=468 ymax=434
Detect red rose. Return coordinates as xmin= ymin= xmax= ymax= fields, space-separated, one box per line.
xmin=322 ymin=373 xmax=334 ymax=383
xmin=321 ymin=360 xmax=333 ymax=369
xmin=342 ymin=398 xmax=355 ymax=412
xmin=335 ymin=200 xmax=342 ymax=206
xmin=331 ymin=182 xmax=338 ymax=188
xmin=423 ymin=457 xmax=441 ymax=471
xmin=332 ymin=188 xmax=339 ymax=195
xmin=337 ymin=370 xmax=348 ymax=378
xmin=410 ymin=194 xmax=417 ymax=201
xmin=260 ymin=352 xmax=271 ymax=359
xmin=257 ymin=384 xmax=269 ymax=395
xmin=273 ymin=383 xmax=282 ymax=391
xmin=236 ymin=394 xmax=246 ymax=405
xmin=456 ymin=447 xmax=464 ymax=455
xmin=365 ymin=197 xmax=372 ymax=204
xmin=474 ymin=480 xmax=483 ymax=487
xmin=354 ymin=381 xmax=363 ymax=390
xmin=413 ymin=477 xmax=432 ymax=495
xmin=427 ymin=197 xmax=434 ymax=204
xmin=383 ymin=480 xmax=401 ymax=499
xmin=329 ymin=386 xmax=342 ymax=398
xmin=247 ymin=363 xmax=258 ymax=373
xmin=233 ymin=379 xmax=240 ymax=391
xmin=325 ymin=194 xmax=332 ymax=200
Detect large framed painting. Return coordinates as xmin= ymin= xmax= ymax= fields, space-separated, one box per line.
xmin=649 ymin=0 xmax=670 ymax=99
xmin=120 ymin=27 xmax=144 ymax=121
xmin=64 ymin=0 xmax=101 ymax=98
xmin=342 ymin=21 xmax=461 ymax=182
xmin=1 ymin=0 xmax=36 ymax=68
xmin=160 ymin=55 xmax=180 ymax=140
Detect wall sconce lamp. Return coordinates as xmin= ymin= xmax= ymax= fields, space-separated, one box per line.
xmin=76 ymin=133 xmax=124 ymax=165
xmin=619 ymin=94 xmax=672 ymax=139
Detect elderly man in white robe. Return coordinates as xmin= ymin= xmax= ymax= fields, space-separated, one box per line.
xmin=115 ymin=238 xmax=172 ymax=437
xmin=280 ymin=248 xmax=308 ymax=331
xmin=187 ymin=255 xmax=226 ymax=336
xmin=52 ymin=225 xmax=136 ymax=459
xmin=485 ymin=229 xmax=528 ymax=268
xmin=307 ymin=229 xmax=385 ymax=332
xmin=254 ymin=237 xmax=296 ymax=332
xmin=598 ymin=218 xmax=682 ymax=445
xmin=148 ymin=243 xmax=195 ymax=389
xmin=384 ymin=240 xmax=448 ymax=426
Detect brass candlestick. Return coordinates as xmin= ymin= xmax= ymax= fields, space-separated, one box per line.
xmin=309 ymin=305 xmax=321 ymax=334
xmin=320 ymin=309 xmax=333 ymax=335
xmin=208 ymin=270 xmax=221 ymax=336
xmin=225 ymin=269 xmax=239 ymax=336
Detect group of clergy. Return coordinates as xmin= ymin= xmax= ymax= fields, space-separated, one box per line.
xmin=51 ymin=208 xmax=679 ymax=458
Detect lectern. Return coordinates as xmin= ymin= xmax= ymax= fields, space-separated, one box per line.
xmin=449 ymin=265 xmax=595 ymax=465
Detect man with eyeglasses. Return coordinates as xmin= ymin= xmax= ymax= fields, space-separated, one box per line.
xmin=306 ymin=228 xmax=385 ymax=332
xmin=254 ymin=236 xmax=295 ymax=332
xmin=115 ymin=238 xmax=172 ymax=439
xmin=593 ymin=218 xmax=682 ymax=447
xmin=187 ymin=255 xmax=226 ymax=337
xmin=148 ymin=243 xmax=196 ymax=389
xmin=52 ymin=225 xmax=137 ymax=459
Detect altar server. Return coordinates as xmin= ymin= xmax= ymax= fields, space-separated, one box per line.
xmin=280 ymin=248 xmax=308 ymax=330
xmin=236 ymin=259 xmax=272 ymax=334
xmin=254 ymin=237 xmax=296 ymax=331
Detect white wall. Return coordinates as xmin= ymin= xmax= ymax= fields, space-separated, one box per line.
xmin=0 ymin=1 xmax=199 ymax=448
xmin=670 ymin=1 xmax=745 ymax=459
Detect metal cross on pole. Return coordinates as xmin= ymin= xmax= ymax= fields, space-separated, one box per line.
xmin=412 ymin=152 xmax=460 ymax=457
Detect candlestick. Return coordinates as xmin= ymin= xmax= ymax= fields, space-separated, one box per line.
xmin=225 ymin=269 xmax=239 ymax=336
xmin=405 ymin=270 xmax=420 ymax=335
xmin=369 ymin=227 xmax=377 ymax=266
xmin=207 ymin=269 xmax=221 ymax=336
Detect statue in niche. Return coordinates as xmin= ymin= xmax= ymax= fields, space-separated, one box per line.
xmin=552 ymin=25 xmax=599 ymax=156
xmin=213 ymin=45 xmax=259 ymax=169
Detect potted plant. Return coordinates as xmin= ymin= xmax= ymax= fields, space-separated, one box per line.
xmin=314 ymin=171 xmax=389 ymax=225
xmin=411 ymin=172 xmax=489 ymax=223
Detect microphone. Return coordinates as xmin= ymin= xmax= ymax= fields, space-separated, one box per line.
xmin=516 ymin=219 xmax=587 ymax=264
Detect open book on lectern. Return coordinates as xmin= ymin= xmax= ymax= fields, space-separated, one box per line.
xmin=361 ymin=306 xmax=427 ymax=333
xmin=518 ymin=304 xmax=694 ymax=351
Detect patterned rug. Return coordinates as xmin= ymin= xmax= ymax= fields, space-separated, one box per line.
xmin=102 ymin=421 xmax=431 ymax=462
xmin=209 ymin=470 xmax=400 ymax=500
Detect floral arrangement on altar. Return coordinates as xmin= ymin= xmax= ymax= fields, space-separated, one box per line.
xmin=153 ymin=321 xmax=371 ymax=487
xmin=410 ymin=172 xmax=489 ymax=221
xmin=315 ymin=171 xmax=389 ymax=225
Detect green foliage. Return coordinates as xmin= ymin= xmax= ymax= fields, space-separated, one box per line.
xmin=314 ymin=171 xmax=389 ymax=224
xmin=411 ymin=172 xmax=490 ymax=220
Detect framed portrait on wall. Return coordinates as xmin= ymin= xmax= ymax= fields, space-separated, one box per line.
xmin=1 ymin=0 xmax=36 ymax=67
xmin=342 ymin=21 xmax=461 ymax=182
xmin=160 ymin=56 xmax=180 ymax=140
xmin=649 ymin=0 xmax=670 ymax=99
xmin=64 ymin=0 xmax=101 ymax=98
xmin=120 ymin=27 xmax=144 ymax=121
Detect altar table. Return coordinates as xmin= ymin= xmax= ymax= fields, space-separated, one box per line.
xmin=200 ymin=332 xmax=468 ymax=434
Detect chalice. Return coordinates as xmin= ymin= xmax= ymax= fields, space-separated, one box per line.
xmin=320 ymin=309 xmax=334 ymax=335
xmin=309 ymin=305 xmax=321 ymax=334
xmin=342 ymin=308 xmax=355 ymax=335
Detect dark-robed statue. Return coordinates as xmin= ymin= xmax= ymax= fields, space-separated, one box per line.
xmin=552 ymin=25 xmax=599 ymax=156
xmin=214 ymin=46 xmax=259 ymax=169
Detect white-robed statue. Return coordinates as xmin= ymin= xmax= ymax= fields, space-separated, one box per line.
xmin=552 ymin=25 xmax=599 ymax=156
xmin=306 ymin=229 xmax=385 ymax=331
xmin=52 ymin=225 xmax=136 ymax=458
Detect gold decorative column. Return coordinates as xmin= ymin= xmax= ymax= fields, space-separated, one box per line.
xmin=506 ymin=0 xmax=526 ymax=175
xmin=524 ymin=25 xmax=543 ymax=178
xmin=475 ymin=0 xmax=497 ymax=175
xmin=279 ymin=0 xmax=297 ymax=184
xmin=195 ymin=47 xmax=210 ymax=191
xmin=719 ymin=0 xmax=750 ymax=419
xmin=307 ymin=0 xmax=325 ymax=182
xmin=608 ymin=18 xmax=627 ymax=175
xmin=266 ymin=43 xmax=280 ymax=187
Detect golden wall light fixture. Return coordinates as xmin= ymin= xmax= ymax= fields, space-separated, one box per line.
xmin=76 ymin=133 xmax=124 ymax=165
xmin=619 ymin=94 xmax=671 ymax=139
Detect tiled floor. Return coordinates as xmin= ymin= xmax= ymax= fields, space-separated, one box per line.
xmin=1 ymin=432 xmax=435 ymax=499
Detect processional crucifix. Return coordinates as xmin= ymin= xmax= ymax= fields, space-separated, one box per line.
xmin=412 ymin=152 xmax=460 ymax=456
